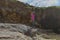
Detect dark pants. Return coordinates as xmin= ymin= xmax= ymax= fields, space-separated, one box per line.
xmin=31 ymin=21 xmax=36 ymax=28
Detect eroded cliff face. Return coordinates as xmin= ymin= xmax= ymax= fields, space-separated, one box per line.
xmin=0 ymin=0 xmax=33 ymax=24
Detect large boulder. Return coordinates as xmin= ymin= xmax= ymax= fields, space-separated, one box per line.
xmin=40 ymin=7 xmax=60 ymax=33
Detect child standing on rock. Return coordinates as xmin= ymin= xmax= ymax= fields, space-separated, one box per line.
xmin=31 ymin=12 xmax=36 ymax=28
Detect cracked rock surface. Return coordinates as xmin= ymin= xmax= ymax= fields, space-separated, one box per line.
xmin=0 ymin=23 xmax=59 ymax=40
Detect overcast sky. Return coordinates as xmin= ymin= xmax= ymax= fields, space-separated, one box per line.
xmin=17 ymin=0 xmax=60 ymax=7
